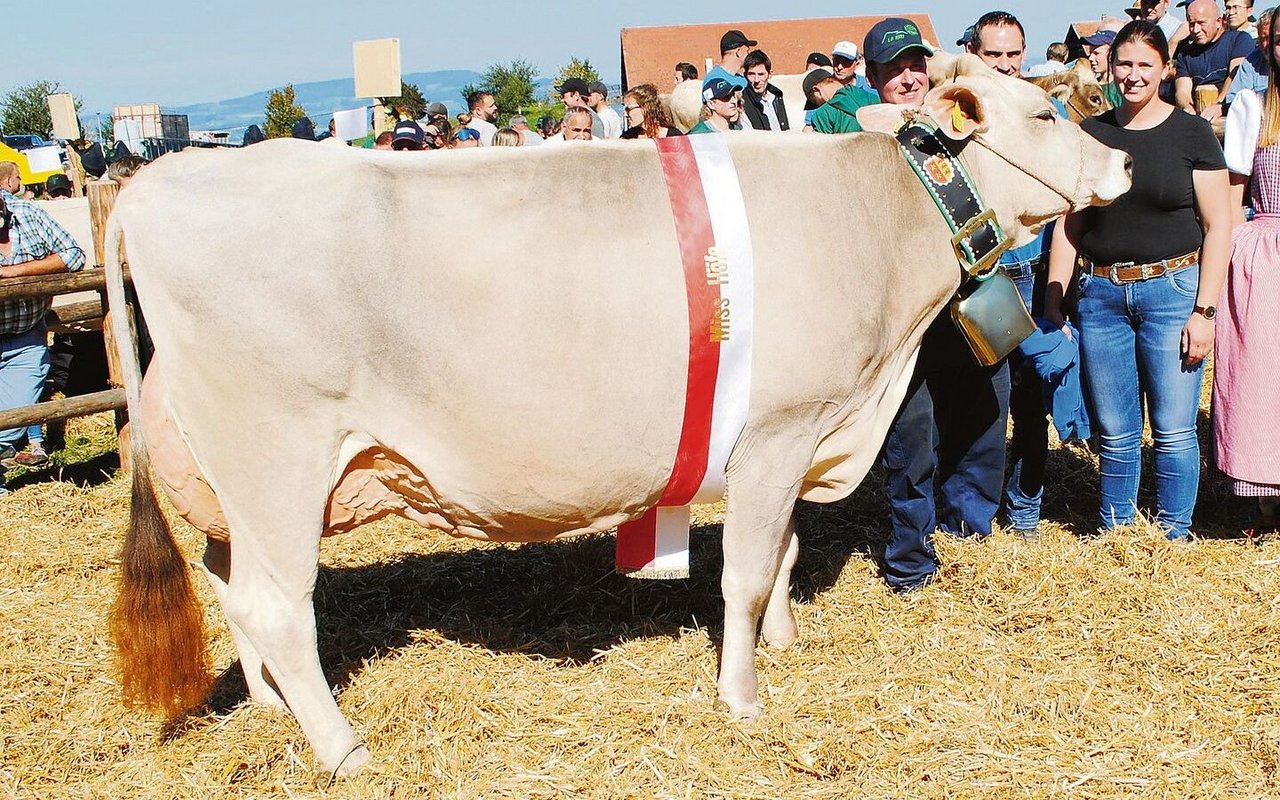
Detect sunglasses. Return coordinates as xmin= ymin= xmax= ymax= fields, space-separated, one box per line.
xmin=455 ymin=129 xmax=480 ymax=141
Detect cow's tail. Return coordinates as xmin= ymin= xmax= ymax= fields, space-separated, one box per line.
xmin=103 ymin=213 xmax=212 ymax=717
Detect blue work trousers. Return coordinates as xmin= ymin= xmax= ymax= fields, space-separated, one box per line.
xmin=881 ymin=357 xmax=1011 ymax=589
xmin=1 ymin=324 xmax=51 ymax=449
xmin=1004 ymin=262 xmax=1050 ymax=530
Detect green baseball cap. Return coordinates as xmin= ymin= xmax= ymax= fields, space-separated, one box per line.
xmin=863 ymin=17 xmax=935 ymax=65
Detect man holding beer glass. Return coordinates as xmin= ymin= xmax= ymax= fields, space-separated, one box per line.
xmin=1175 ymin=0 xmax=1258 ymax=122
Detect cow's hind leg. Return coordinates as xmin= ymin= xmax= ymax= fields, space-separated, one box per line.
xmin=760 ymin=522 xmax=799 ymax=649
xmin=221 ymin=530 xmax=371 ymax=775
xmin=201 ymin=448 xmax=370 ymax=776
xmin=198 ymin=538 xmax=286 ymax=708
xmin=718 ymin=444 xmax=808 ymax=720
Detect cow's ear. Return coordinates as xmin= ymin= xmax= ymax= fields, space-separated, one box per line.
xmin=924 ymin=82 xmax=989 ymax=140
xmin=949 ymin=52 xmax=998 ymax=80
xmin=1047 ymin=84 xmax=1073 ymax=106
xmin=927 ymin=50 xmax=959 ymax=87
xmin=856 ymin=104 xmax=911 ymax=133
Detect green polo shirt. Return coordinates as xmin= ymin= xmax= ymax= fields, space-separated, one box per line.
xmin=688 ymin=119 xmax=743 ymax=134
xmin=809 ymin=85 xmax=882 ymax=134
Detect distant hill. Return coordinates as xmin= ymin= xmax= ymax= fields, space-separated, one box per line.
xmin=169 ymin=69 xmax=554 ymax=133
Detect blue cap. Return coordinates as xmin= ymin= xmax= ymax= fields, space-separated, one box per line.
xmin=702 ymin=74 xmax=747 ymax=102
xmin=956 ymin=25 xmax=976 ymax=47
xmin=863 ymin=17 xmax=935 ymax=65
xmin=454 ymin=127 xmax=481 ymax=142
xmin=1082 ymin=29 xmax=1117 ymax=47
xmin=391 ymin=120 xmax=424 ymax=148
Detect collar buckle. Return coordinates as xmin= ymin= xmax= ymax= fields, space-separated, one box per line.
xmin=951 ymin=208 xmax=1012 ymax=279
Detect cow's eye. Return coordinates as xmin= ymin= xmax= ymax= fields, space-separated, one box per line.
xmin=1034 ymin=110 xmax=1055 ymax=122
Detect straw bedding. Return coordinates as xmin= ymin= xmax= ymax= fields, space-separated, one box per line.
xmin=2 ymin=393 xmax=1279 ymax=798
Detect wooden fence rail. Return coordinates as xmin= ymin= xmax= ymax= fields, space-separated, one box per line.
xmin=0 ymin=267 xmax=130 ymax=304
xmin=0 ymin=390 xmax=125 ymax=430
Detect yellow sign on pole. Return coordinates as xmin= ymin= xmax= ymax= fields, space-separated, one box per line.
xmin=48 ymin=93 xmax=81 ymax=141
xmin=353 ymin=38 xmax=402 ymax=98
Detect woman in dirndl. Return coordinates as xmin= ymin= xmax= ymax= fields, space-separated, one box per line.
xmin=1219 ymin=7 xmax=1280 ymax=532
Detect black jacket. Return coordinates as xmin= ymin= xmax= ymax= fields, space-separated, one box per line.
xmin=742 ymin=84 xmax=790 ymax=132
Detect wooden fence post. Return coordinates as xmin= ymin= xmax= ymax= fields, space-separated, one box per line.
xmin=86 ymin=180 xmax=132 ymax=472
xmin=65 ymin=146 xmax=85 ymax=198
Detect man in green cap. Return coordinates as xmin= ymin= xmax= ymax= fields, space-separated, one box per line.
xmin=809 ymin=17 xmax=934 ymax=134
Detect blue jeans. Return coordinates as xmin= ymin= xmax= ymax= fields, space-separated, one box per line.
xmin=1 ymin=324 xmax=51 ymax=449
xmin=1004 ymin=261 xmax=1049 ymax=530
xmin=1077 ymin=265 xmax=1204 ymax=539
xmin=881 ymin=358 xmax=1011 ymax=589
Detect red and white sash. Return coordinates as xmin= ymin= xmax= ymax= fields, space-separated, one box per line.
xmin=615 ymin=134 xmax=755 ymax=579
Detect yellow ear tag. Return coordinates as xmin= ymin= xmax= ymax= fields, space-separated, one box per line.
xmin=952 ymin=103 xmax=968 ymax=133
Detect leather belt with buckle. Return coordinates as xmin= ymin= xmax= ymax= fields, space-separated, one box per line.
xmin=1080 ymin=250 xmax=1199 ymax=284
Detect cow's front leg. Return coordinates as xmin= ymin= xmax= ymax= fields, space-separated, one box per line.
xmin=718 ymin=450 xmax=805 ymax=720
xmin=760 ymin=523 xmax=799 ymax=648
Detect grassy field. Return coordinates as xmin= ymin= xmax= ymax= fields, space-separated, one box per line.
xmin=1 ymin=398 xmax=1278 ymax=798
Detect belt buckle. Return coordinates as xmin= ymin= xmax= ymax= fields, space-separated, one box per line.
xmin=1108 ymin=261 xmax=1134 ymax=284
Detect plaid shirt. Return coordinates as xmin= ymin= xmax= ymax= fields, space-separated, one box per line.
xmin=0 ymin=190 xmax=86 ymax=336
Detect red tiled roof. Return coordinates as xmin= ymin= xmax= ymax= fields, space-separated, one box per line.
xmin=620 ymin=14 xmax=939 ymax=91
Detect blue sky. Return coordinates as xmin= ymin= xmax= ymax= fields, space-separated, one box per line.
xmin=10 ymin=1 xmax=1135 ymax=113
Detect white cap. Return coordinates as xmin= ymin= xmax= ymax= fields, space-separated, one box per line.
xmin=832 ymin=40 xmax=860 ymax=60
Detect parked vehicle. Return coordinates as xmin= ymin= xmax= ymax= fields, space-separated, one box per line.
xmin=0 ymin=140 xmax=65 ymax=187
xmin=2 ymin=134 xmax=52 ymax=151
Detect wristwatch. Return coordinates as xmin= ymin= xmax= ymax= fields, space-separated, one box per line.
xmin=1194 ymin=304 xmax=1217 ymax=320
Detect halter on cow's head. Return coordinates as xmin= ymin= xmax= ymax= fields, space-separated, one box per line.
xmin=856 ymin=53 xmax=1131 ymax=247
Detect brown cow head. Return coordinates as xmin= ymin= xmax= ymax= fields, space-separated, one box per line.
xmin=1026 ymin=58 xmax=1112 ymax=122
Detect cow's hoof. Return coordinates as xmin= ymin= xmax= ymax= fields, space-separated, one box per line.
xmin=760 ymin=618 xmax=798 ymax=650
xmin=337 ymin=745 xmax=372 ymax=776
xmin=248 ymin=693 xmax=288 ymax=710
xmin=715 ymin=696 xmax=765 ymax=722
xmin=317 ymin=744 xmax=373 ymax=784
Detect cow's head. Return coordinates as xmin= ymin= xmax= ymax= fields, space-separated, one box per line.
xmin=857 ymin=53 xmax=1131 ymax=246
xmin=1026 ymin=58 xmax=1112 ymax=123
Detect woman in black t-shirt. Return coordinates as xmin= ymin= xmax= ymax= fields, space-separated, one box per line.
xmin=1045 ymin=20 xmax=1231 ymax=540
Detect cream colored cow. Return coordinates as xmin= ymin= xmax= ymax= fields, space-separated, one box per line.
xmin=106 ymin=54 xmax=1130 ymax=776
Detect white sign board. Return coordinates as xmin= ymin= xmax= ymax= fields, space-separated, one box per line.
xmin=25 ymin=146 xmax=63 ymax=174
xmin=332 ymin=107 xmax=369 ymax=141
xmin=113 ymin=118 xmax=143 ymax=155
xmin=47 ymin=93 xmax=80 ymax=140
xmin=353 ymin=38 xmax=401 ymax=98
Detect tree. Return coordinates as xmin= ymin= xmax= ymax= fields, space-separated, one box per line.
xmin=549 ymin=57 xmax=601 ymax=100
xmin=1 ymin=80 xmax=80 ymax=138
xmin=263 ymin=84 xmax=308 ymax=139
xmin=477 ymin=60 xmax=539 ymax=124
xmin=379 ymin=80 xmax=426 ymax=121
